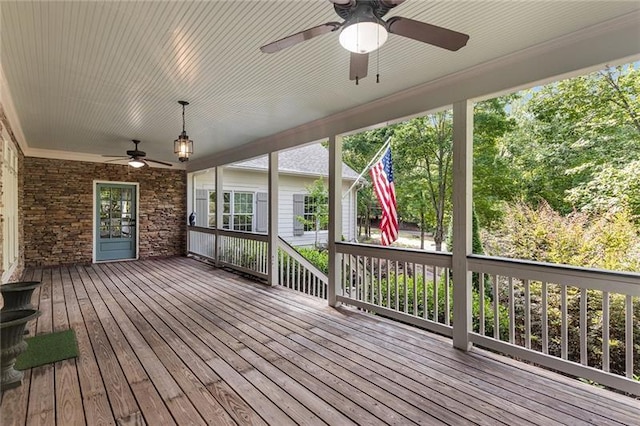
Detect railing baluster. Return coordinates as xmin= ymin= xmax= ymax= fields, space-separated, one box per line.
xmin=524 ymin=279 xmax=531 ymax=349
xmin=412 ymin=262 xmax=417 ymax=316
xmin=479 ymin=273 xmax=485 ymax=335
xmin=445 ymin=269 xmax=450 ymax=326
xmin=542 ymin=281 xmax=548 ymax=354
xmin=394 ymin=261 xmax=399 ymax=310
xmin=493 ymin=274 xmax=499 ymax=340
xmin=403 ymin=262 xmax=408 ymax=314
xmin=386 ymin=259 xmax=391 ymax=309
xmin=509 ymin=277 xmax=515 ymax=344
xmin=580 ymin=287 xmax=587 ymax=366
xmin=625 ymin=294 xmax=633 ymax=379
xmin=602 ymin=291 xmax=610 ymax=372
xmin=364 ymin=256 xmax=369 ymax=304
xmin=561 ymin=284 xmax=568 ymax=360
xmin=377 ymin=258 xmax=381 ymax=307
xmin=422 ymin=264 xmax=427 ymax=320
xmin=433 ymin=266 xmax=438 ymax=323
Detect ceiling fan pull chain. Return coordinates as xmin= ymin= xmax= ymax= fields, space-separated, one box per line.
xmin=356 ymin=76 xmax=359 ymax=85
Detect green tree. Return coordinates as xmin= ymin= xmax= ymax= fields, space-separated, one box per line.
xmin=503 ymin=64 xmax=640 ymax=214
xmin=395 ymin=111 xmax=453 ymax=251
xmin=473 ymin=97 xmax=519 ymax=228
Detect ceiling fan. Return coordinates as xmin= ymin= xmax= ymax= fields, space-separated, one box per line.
xmin=103 ymin=140 xmax=173 ymax=168
xmin=260 ymin=0 xmax=469 ymax=83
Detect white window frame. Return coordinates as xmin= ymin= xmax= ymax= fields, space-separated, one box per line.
xmin=222 ymin=191 xmax=255 ymax=232
xmin=303 ymin=194 xmax=328 ymax=233
xmin=2 ymin=137 xmax=19 ymax=281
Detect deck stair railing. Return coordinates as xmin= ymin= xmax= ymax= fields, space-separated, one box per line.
xmin=188 ymin=227 xmax=329 ymax=297
xmin=277 ymin=237 xmax=328 ymax=299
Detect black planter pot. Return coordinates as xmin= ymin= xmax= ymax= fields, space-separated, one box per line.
xmin=0 ymin=281 xmax=42 ymax=312
xmin=1 ymin=309 xmax=41 ymax=391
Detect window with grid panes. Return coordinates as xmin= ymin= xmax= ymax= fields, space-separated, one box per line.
xmin=222 ymin=191 xmax=254 ymax=231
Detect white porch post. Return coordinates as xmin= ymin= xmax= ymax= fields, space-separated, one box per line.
xmin=186 ymin=172 xmax=194 ymax=254
xmin=328 ymin=134 xmax=343 ymax=307
xmin=215 ymin=166 xmax=224 ymax=266
xmin=452 ymin=99 xmax=473 ymax=351
xmin=268 ymin=151 xmax=279 ymax=286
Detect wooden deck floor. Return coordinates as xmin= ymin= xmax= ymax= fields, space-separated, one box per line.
xmin=1 ymin=257 xmax=638 ymax=425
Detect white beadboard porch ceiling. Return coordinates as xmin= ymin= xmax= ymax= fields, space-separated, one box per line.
xmin=1 ymin=1 xmax=640 ymax=167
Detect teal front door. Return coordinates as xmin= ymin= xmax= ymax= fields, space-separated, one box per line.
xmin=96 ymin=183 xmax=137 ymax=261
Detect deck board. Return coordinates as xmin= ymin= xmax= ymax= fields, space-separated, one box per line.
xmin=2 ymin=257 xmax=638 ymax=425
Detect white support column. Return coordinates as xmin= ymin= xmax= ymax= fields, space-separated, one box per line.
xmin=328 ymin=134 xmax=343 ymax=307
xmin=452 ymin=99 xmax=473 ymax=351
xmin=215 ymin=166 xmax=224 ymax=266
xmin=186 ymin=172 xmax=194 ymax=254
xmin=268 ymin=151 xmax=279 ymax=286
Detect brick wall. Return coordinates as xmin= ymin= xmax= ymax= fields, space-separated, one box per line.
xmin=24 ymin=158 xmax=187 ymax=266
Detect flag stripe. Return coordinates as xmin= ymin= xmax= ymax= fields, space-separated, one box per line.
xmin=370 ymin=146 xmax=398 ymax=246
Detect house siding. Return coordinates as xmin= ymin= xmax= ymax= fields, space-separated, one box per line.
xmin=23 ymin=158 xmax=187 ymax=266
xmin=194 ymin=167 xmax=357 ymax=247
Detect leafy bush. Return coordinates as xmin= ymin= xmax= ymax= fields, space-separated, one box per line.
xmin=482 ymin=201 xmax=640 ymax=378
xmin=296 ymin=247 xmax=329 ymax=274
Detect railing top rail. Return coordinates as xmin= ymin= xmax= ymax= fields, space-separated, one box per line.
xmin=217 ymin=228 xmax=269 ymax=242
xmin=277 ymin=237 xmax=329 ymax=284
xmin=336 ymin=241 xmax=453 ymax=267
xmin=188 ymin=226 xmax=269 ymax=242
xmin=188 ymin=225 xmax=217 ymax=235
xmin=468 ymin=255 xmax=640 ymax=295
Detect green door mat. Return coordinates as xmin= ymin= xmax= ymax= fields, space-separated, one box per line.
xmin=15 ymin=329 xmax=78 ymax=370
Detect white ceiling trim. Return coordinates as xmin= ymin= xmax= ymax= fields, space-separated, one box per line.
xmin=25 ymin=147 xmax=184 ymax=170
xmin=187 ymin=11 xmax=640 ymax=172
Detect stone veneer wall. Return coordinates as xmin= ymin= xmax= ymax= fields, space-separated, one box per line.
xmin=0 ymin=105 xmax=25 ymax=282
xmin=24 ymin=158 xmax=187 ymax=266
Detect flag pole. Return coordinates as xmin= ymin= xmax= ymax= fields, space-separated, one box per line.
xmin=343 ymin=136 xmax=391 ymax=198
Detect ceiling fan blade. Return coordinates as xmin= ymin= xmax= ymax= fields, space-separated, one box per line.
xmin=349 ymin=52 xmax=369 ymax=81
xmin=260 ymin=22 xmax=342 ymax=53
xmin=327 ymin=0 xmax=353 ymax=4
xmin=379 ymin=0 xmax=406 ymax=7
xmin=102 ymin=155 xmax=127 ymax=158
xmin=145 ymin=158 xmax=174 ymax=167
xmin=387 ymin=17 xmax=469 ymax=51
xmin=104 ymin=158 xmax=128 ymax=163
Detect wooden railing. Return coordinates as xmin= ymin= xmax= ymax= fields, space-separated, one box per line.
xmin=277 ymin=237 xmax=328 ymax=299
xmin=187 ymin=226 xmax=216 ymax=259
xmin=188 ymin=227 xmax=329 ymax=294
xmin=468 ymin=255 xmax=640 ymax=395
xmin=187 ymin=227 xmax=639 ymax=394
xmin=187 ymin=226 xmax=268 ymax=280
xmin=335 ymin=242 xmax=454 ymax=337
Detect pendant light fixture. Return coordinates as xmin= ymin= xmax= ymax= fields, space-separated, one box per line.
xmin=174 ymin=100 xmax=193 ymax=162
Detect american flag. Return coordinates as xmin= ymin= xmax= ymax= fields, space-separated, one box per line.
xmin=370 ymin=146 xmax=398 ymax=245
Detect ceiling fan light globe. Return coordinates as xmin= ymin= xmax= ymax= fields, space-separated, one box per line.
xmin=128 ymin=158 xmax=146 ymax=168
xmin=339 ymin=21 xmax=388 ymax=54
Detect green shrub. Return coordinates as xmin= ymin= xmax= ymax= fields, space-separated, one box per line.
xmin=296 ymin=247 xmax=329 ymax=274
